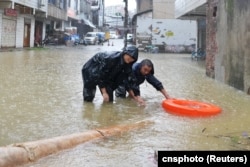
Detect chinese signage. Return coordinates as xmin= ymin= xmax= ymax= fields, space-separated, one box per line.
xmin=4 ymin=8 xmax=17 ymax=17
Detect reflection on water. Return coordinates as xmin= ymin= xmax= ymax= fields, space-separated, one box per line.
xmin=1 ymin=47 xmax=250 ymax=166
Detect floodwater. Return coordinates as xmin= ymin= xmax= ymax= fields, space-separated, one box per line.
xmin=0 ymin=40 xmax=250 ymax=167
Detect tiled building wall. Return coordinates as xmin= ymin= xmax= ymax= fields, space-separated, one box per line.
xmin=207 ymin=0 xmax=250 ymax=93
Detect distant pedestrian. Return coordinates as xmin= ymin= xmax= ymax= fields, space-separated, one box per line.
xmin=97 ymin=33 xmax=103 ymax=45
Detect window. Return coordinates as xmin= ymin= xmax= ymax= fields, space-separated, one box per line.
xmin=48 ymin=0 xmax=56 ymax=5
xmin=58 ymin=0 xmax=65 ymax=9
xmin=56 ymin=21 xmax=61 ymax=29
xmin=74 ymin=0 xmax=78 ymax=10
xmin=68 ymin=0 xmax=71 ymax=7
xmin=40 ymin=0 xmax=45 ymax=6
xmin=64 ymin=0 xmax=67 ymax=9
xmin=92 ymin=0 xmax=98 ymax=6
xmin=213 ymin=6 xmax=217 ymax=17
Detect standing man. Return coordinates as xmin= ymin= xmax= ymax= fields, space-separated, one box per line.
xmin=97 ymin=32 xmax=103 ymax=45
xmin=82 ymin=45 xmax=140 ymax=103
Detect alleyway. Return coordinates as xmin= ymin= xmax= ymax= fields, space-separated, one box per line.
xmin=0 ymin=39 xmax=250 ymax=166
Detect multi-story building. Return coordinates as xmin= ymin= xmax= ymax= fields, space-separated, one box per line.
xmin=91 ymin=0 xmax=104 ymax=28
xmin=175 ymin=0 xmax=206 ymax=51
xmin=153 ymin=0 xmax=175 ymax=19
xmin=105 ymin=5 xmax=124 ymax=29
xmin=136 ymin=0 xmax=175 ymax=19
xmin=0 ymin=0 xmax=102 ymax=48
xmin=45 ymin=0 xmax=67 ymax=44
xmin=175 ymin=0 xmax=250 ymax=94
xmin=71 ymin=0 xmax=104 ymax=38
xmin=136 ymin=0 xmax=152 ymax=13
xmin=0 ymin=0 xmax=47 ymax=48
xmin=104 ymin=3 xmax=135 ymax=38
xmin=75 ymin=0 xmax=95 ymax=37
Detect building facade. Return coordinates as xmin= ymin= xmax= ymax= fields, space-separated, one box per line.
xmin=105 ymin=5 xmax=124 ymax=29
xmin=136 ymin=0 xmax=152 ymax=13
xmin=153 ymin=0 xmax=175 ymax=19
xmin=134 ymin=0 xmax=196 ymax=52
xmin=175 ymin=0 xmax=250 ymax=94
xmin=175 ymin=0 xmax=207 ymax=51
xmin=0 ymin=0 xmax=102 ymax=48
xmin=104 ymin=3 xmax=135 ymax=38
xmin=0 ymin=0 xmax=47 ymax=48
xmin=136 ymin=0 xmax=174 ymax=19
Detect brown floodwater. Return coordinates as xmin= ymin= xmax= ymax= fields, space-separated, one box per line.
xmin=0 ymin=41 xmax=250 ymax=167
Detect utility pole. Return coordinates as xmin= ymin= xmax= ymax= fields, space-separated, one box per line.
xmin=102 ymin=0 xmax=105 ymax=29
xmin=124 ymin=0 xmax=128 ymax=48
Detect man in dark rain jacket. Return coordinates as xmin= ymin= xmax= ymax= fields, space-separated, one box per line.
xmin=115 ymin=59 xmax=171 ymax=105
xmin=82 ymin=45 xmax=143 ymax=103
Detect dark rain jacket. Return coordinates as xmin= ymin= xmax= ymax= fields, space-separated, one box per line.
xmin=129 ymin=62 xmax=164 ymax=96
xmin=82 ymin=48 xmax=138 ymax=90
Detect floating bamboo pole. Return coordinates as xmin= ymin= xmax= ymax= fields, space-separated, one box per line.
xmin=0 ymin=120 xmax=152 ymax=167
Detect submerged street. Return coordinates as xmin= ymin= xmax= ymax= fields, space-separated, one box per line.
xmin=1 ymin=39 xmax=250 ymax=166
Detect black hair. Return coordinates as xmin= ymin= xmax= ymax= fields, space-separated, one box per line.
xmin=140 ymin=59 xmax=154 ymax=74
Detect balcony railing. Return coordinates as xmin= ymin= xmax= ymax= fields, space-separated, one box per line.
xmin=47 ymin=4 xmax=67 ymax=20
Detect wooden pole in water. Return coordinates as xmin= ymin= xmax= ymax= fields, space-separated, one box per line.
xmin=0 ymin=120 xmax=152 ymax=167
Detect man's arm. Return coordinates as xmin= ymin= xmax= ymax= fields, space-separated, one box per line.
xmin=147 ymin=75 xmax=171 ymax=99
xmin=128 ymin=90 xmax=145 ymax=106
xmin=160 ymin=88 xmax=171 ymax=99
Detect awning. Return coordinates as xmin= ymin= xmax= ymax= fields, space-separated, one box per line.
xmin=81 ymin=17 xmax=96 ymax=28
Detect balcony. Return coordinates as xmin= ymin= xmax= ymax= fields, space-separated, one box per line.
xmin=175 ymin=0 xmax=207 ymax=19
xmin=91 ymin=1 xmax=99 ymax=11
xmin=47 ymin=3 xmax=67 ymax=20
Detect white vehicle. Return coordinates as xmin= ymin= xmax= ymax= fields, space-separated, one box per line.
xmin=109 ymin=31 xmax=118 ymax=39
xmin=84 ymin=32 xmax=98 ymax=45
xmin=126 ymin=33 xmax=133 ymax=42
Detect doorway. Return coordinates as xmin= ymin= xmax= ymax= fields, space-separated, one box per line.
xmin=23 ymin=23 xmax=30 ymax=47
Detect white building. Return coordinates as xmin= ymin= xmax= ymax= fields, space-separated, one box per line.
xmin=0 ymin=0 xmax=47 ymax=48
xmin=104 ymin=5 xmax=124 ymax=28
xmin=175 ymin=0 xmax=207 ymax=51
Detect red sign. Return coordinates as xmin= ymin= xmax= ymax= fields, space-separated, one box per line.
xmin=67 ymin=8 xmax=76 ymax=18
xmin=4 ymin=8 xmax=17 ymax=17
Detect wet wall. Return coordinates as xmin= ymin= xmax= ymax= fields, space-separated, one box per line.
xmin=206 ymin=0 xmax=250 ymax=93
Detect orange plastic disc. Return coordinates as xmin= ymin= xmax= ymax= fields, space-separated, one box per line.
xmin=162 ymin=99 xmax=222 ymax=117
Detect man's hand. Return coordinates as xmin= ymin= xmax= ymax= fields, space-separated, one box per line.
xmin=102 ymin=92 xmax=109 ymax=102
xmin=128 ymin=90 xmax=146 ymax=106
xmin=135 ymin=96 xmax=146 ymax=106
xmin=100 ymin=87 xmax=109 ymax=102
xmin=160 ymin=89 xmax=171 ymax=99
